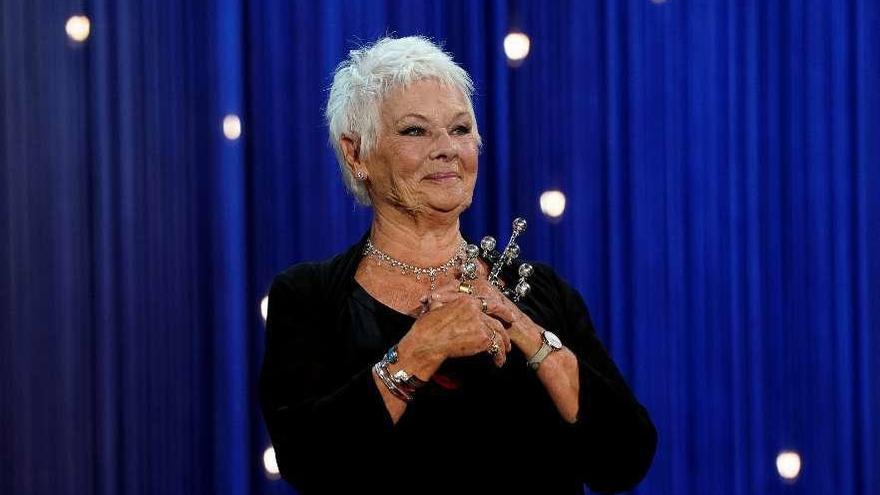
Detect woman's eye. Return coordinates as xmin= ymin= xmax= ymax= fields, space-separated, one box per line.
xmin=451 ymin=125 xmax=471 ymax=135
xmin=400 ymin=126 xmax=426 ymax=136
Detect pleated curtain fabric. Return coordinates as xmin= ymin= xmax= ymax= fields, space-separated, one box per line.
xmin=1 ymin=1 xmax=878 ymax=494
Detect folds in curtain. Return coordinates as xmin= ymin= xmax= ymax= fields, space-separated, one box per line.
xmin=2 ymin=1 xmax=878 ymax=495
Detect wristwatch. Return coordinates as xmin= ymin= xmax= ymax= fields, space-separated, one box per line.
xmin=526 ymin=330 xmax=563 ymax=370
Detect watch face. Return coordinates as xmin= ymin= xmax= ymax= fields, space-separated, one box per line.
xmin=544 ymin=331 xmax=563 ymax=349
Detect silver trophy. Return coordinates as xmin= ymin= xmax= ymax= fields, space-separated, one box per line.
xmin=460 ymin=217 xmax=534 ymax=302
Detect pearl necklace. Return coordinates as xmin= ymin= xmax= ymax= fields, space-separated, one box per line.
xmin=363 ymin=238 xmax=466 ymax=291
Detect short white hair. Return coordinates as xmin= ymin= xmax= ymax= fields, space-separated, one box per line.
xmin=325 ymin=36 xmax=481 ymax=205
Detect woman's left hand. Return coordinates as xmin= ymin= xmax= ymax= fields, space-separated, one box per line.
xmin=425 ymin=269 xmax=581 ymax=423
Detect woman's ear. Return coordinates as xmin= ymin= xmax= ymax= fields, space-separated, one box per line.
xmin=340 ymin=134 xmax=364 ymax=178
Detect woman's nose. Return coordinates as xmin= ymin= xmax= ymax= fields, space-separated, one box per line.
xmin=429 ymin=129 xmax=458 ymax=161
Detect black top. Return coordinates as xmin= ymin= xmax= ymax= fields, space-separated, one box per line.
xmin=259 ymin=232 xmax=657 ymax=494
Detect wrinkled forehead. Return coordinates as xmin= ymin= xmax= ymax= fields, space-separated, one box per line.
xmin=378 ymin=78 xmax=472 ymax=124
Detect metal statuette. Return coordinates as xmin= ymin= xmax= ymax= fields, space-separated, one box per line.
xmin=460 ymin=217 xmax=534 ymax=303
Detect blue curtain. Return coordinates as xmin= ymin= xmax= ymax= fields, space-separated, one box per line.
xmin=2 ymin=1 xmax=878 ymax=495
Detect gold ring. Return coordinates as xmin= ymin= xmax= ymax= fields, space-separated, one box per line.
xmin=458 ymin=282 xmax=474 ymax=295
xmin=478 ymin=296 xmax=488 ymax=313
xmin=487 ymin=329 xmax=500 ymax=355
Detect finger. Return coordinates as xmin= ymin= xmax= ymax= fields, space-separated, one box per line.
xmin=434 ymin=272 xmax=485 ymax=292
xmin=436 ymin=290 xmax=515 ymax=329
xmin=428 ymin=289 xmax=473 ymax=308
xmin=485 ymin=330 xmax=507 ymax=367
xmin=425 ymin=291 xmax=448 ymax=310
xmin=492 ymin=349 xmax=507 ymax=368
xmin=482 ymin=297 xmax=517 ymax=324
xmin=469 ymin=277 xmax=506 ymax=299
xmin=418 ymin=294 xmax=431 ymax=315
xmin=431 ymin=291 xmax=480 ymax=313
xmin=438 ymin=278 xmax=485 ymax=299
xmin=484 ymin=317 xmax=512 ymax=353
xmin=434 ymin=276 xmax=501 ymax=305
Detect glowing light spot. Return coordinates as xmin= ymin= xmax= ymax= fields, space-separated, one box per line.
xmin=222 ymin=114 xmax=242 ymax=140
xmin=263 ymin=446 xmax=280 ymax=478
xmin=65 ymin=15 xmax=91 ymax=43
xmin=776 ymin=451 xmax=802 ymax=481
xmin=539 ymin=190 xmax=566 ymax=219
xmin=504 ymin=32 xmax=531 ymax=62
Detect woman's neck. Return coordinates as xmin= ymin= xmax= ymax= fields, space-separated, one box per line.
xmin=369 ymin=207 xmax=463 ymax=267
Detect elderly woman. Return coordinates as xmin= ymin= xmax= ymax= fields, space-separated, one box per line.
xmin=259 ymin=36 xmax=656 ymax=495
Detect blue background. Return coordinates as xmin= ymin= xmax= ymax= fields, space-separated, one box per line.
xmin=2 ymin=1 xmax=879 ymax=494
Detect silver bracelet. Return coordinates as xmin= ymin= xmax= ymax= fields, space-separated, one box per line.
xmin=380 ymin=345 xmax=429 ymax=396
xmin=373 ymin=361 xmax=413 ymax=402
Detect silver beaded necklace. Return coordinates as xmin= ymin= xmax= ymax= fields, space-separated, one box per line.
xmin=363 ymin=238 xmax=466 ymax=291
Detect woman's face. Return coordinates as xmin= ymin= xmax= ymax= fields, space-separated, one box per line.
xmin=363 ymin=79 xmax=479 ymax=217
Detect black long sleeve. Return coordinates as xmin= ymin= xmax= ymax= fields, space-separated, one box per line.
xmin=258 ymin=243 xmax=657 ymax=495
xmin=258 ymin=266 xmax=393 ymax=492
xmin=540 ymin=265 xmax=658 ymax=493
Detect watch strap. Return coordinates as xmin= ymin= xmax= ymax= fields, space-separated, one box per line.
xmin=526 ymin=331 xmax=562 ymax=371
xmin=527 ymin=341 xmax=554 ymax=370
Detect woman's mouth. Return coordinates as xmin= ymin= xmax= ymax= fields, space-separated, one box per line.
xmin=424 ymin=172 xmax=460 ymax=181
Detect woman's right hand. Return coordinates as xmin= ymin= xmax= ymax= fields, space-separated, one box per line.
xmin=374 ymin=284 xmax=510 ymax=422
xmin=395 ymin=292 xmax=511 ymax=377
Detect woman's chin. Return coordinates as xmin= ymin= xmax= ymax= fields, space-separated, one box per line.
xmin=425 ymin=195 xmax=472 ymax=214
